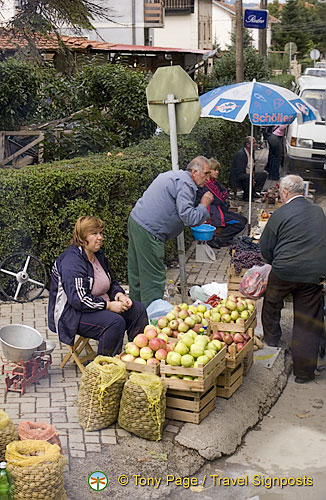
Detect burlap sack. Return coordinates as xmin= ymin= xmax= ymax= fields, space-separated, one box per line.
xmin=118 ymin=373 xmax=166 ymax=441
xmin=78 ymin=356 xmax=127 ymax=431
xmin=0 ymin=409 xmax=18 ymax=461
xmin=6 ymin=439 xmax=66 ymax=499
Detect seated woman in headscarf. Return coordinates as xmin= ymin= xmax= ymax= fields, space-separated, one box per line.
xmin=48 ymin=216 xmax=148 ymax=356
xmin=197 ymin=159 xmax=247 ymax=248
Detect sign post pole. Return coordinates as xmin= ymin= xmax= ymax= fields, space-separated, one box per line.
xmin=167 ymin=93 xmax=188 ymax=303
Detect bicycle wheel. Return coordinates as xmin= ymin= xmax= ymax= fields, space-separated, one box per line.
xmin=0 ymin=252 xmax=47 ymax=302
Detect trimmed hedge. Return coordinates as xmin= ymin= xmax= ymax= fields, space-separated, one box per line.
xmin=0 ymin=118 xmax=249 ymax=282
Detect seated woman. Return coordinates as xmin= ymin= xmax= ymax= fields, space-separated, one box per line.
xmin=48 ymin=216 xmax=148 ymax=356
xmin=197 ymin=159 xmax=247 ymax=248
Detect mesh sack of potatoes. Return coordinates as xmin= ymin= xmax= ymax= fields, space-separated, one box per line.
xmin=5 ymin=439 xmax=66 ymax=500
xmin=18 ymin=421 xmax=63 ymax=453
xmin=78 ymin=355 xmax=127 ymax=431
xmin=118 ymin=373 xmax=166 ymax=441
xmin=0 ymin=409 xmax=18 ymax=461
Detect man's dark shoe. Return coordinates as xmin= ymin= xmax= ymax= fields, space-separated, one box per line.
xmin=294 ymin=376 xmax=315 ymax=384
xmin=207 ymin=239 xmax=220 ymax=249
xmin=253 ymin=191 xmax=261 ymax=199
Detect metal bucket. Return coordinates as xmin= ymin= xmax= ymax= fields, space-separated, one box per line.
xmin=0 ymin=324 xmax=43 ymax=362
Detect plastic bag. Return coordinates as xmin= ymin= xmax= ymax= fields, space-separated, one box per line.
xmin=239 ymin=264 xmax=272 ymax=299
xmin=146 ymin=299 xmax=173 ymax=320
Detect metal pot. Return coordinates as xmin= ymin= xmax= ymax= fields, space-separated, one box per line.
xmin=0 ymin=324 xmax=43 ymax=362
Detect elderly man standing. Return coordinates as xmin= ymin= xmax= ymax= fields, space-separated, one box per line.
xmin=128 ymin=156 xmax=213 ymax=307
xmin=260 ymin=175 xmax=326 ymax=384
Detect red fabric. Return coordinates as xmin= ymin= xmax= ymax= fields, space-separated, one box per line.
xmin=205 ymin=180 xmax=228 ymax=226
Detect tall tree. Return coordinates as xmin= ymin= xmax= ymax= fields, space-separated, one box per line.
xmin=0 ymin=0 xmax=112 ymax=35
xmin=271 ymin=0 xmax=324 ymax=56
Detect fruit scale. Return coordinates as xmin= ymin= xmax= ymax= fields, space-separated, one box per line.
xmin=1 ymin=353 xmax=52 ymax=396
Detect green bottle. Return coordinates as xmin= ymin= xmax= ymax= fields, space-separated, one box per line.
xmin=0 ymin=462 xmax=12 ymax=500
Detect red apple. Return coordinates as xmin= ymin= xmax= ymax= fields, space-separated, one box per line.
xmin=134 ymin=334 xmax=148 ymax=348
xmin=223 ymin=334 xmax=233 ymax=345
xmin=147 ymin=357 xmax=160 ymax=366
xmin=234 ymin=333 xmax=244 ymax=344
xmin=149 ymin=337 xmax=162 ymax=352
xmin=155 ymin=348 xmax=167 ymax=360
xmin=212 ymin=331 xmax=223 ymax=341
xmin=144 ymin=328 xmax=157 ymax=341
xmin=236 ymin=343 xmax=245 ymax=352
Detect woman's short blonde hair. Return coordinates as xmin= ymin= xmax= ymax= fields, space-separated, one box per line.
xmin=209 ymin=158 xmax=221 ymax=171
xmin=72 ymin=216 xmax=105 ymax=247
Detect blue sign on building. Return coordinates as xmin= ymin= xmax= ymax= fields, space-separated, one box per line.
xmin=244 ymin=9 xmax=268 ymax=29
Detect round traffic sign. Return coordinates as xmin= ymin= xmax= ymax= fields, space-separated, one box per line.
xmin=146 ymin=66 xmax=201 ymax=135
xmin=309 ymin=49 xmax=320 ymax=61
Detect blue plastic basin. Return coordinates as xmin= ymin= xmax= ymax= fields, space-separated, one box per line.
xmin=191 ymin=224 xmax=215 ymax=241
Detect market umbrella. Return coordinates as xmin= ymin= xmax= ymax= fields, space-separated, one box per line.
xmin=200 ymin=80 xmax=317 ymax=232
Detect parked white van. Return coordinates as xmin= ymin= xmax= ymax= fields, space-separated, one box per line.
xmin=285 ymin=76 xmax=326 ymax=181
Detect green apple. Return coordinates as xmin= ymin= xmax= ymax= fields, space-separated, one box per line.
xmin=190 ymin=344 xmax=205 ymax=358
xmin=174 ymin=342 xmax=189 ymax=356
xmin=181 ymin=354 xmax=194 ymax=368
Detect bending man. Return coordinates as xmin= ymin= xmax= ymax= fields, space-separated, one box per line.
xmin=128 ymin=156 xmax=213 ymax=307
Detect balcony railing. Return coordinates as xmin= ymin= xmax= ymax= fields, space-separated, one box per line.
xmin=144 ymin=1 xmax=164 ymax=27
xmin=165 ymin=0 xmax=194 ymax=14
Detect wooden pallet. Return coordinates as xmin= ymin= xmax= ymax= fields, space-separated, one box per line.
xmin=160 ymin=345 xmax=227 ymax=392
xmin=216 ymin=363 xmax=243 ymax=399
xmin=165 ymin=383 xmax=216 ymax=424
xmin=120 ymin=357 xmax=160 ymax=375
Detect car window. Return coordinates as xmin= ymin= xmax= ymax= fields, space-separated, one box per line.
xmin=301 ymin=89 xmax=326 ymax=120
xmin=304 ymin=68 xmax=326 ymax=77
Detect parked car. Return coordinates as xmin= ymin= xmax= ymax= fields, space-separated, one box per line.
xmin=284 ymin=76 xmax=326 ymax=182
xmin=303 ymin=67 xmax=326 ymax=77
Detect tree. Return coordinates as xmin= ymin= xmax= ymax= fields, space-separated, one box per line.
xmin=268 ymin=0 xmax=281 ymax=19
xmin=0 ymin=0 xmax=112 ymax=37
xmin=271 ymin=0 xmax=325 ymax=56
xmin=198 ymin=30 xmax=270 ymax=92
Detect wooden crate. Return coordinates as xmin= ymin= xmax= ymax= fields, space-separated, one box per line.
xmin=243 ymin=349 xmax=254 ymax=376
xmin=227 ymin=265 xmax=248 ymax=298
xmin=120 ymin=357 xmax=160 ymax=375
xmin=160 ymin=345 xmax=227 ymax=393
xmin=210 ymin=310 xmax=257 ymax=333
xmin=216 ymin=363 xmax=243 ymax=399
xmin=165 ymin=383 xmax=216 ymax=424
xmin=225 ymin=335 xmax=255 ymax=369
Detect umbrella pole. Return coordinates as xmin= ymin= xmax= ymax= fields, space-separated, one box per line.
xmin=248 ymin=123 xmax=254 ymax=235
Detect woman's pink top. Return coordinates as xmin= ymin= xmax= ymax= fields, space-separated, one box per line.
xmin=91 ymin=256 xmax=111 ymax=301
xmin=273 ymin=125 xmax=287 ymax=137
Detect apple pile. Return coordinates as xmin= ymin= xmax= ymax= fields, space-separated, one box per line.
xmin=120 ymin=325 xmax=175 ymax=367
xmin=156 ymin=303 xmax=210 ymax=339
xmin=164 ymin=330 xmax=225 ymax=382
xmin=211 ymin=330 xmax=251 ymax=354
xmin=209 ymin=295 xmax=256 ymax=324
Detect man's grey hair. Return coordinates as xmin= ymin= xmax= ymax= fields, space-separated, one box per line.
xmin=187 ymin=156 xmax=210 ymax=173
xmin=280 ymin=175 xmax=305 ymax=195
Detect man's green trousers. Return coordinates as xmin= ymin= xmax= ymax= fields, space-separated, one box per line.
xmin=127 ymin=215 xmax=166 ymax=308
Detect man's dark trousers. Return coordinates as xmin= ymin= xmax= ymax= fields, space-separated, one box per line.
xmin=239 ymin=171 xmax=267 ymax=199
xmin=262 ymin=271 xmax=324 ymax=379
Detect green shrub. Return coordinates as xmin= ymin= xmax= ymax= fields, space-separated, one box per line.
xmin=0 ymin=58 xmax=40 ymax=130
xmin=0 ymin=119 xmax=250 ymax=282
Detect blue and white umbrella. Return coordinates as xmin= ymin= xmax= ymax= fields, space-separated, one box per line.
xmin=200 ymin=80 xmax=317 ymax=230
xmin=200 ymin=80 xmax=317 ymax=125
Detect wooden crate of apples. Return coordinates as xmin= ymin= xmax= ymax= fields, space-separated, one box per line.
xmin=120 ymin=325 xmax=175 ymax=375
xmin=209 ymin=295 xmax=257 ymax=333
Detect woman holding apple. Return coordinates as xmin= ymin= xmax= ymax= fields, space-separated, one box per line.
xmin=48 ymin=216 xmax=148 ymax=356
xmin=196 ymin=159 xmax=247 ymax=249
